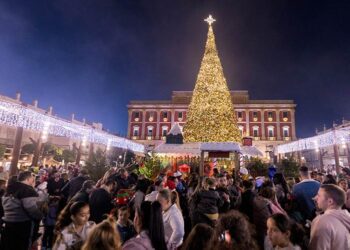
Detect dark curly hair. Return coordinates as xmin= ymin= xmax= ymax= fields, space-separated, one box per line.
xmin=208 ymin=210 xmax=258 ymax=250
xmin=182 ymin=223 xmax=213 ymax=250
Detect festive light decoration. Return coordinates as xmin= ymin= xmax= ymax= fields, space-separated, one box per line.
xmin=0 ymin=100 xmax=144 ymax=153
xmin=41 ymin=122 xmax=50 ymax=141
xmin=183 ymin=15 xmax=241 ymax=143
xmin=276 ymin=127 xmax=350 ymax=154
xmin=106 ymin=139 xmax=111 ymax=151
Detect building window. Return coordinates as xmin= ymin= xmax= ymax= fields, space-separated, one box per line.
xmin=178 ymin=112 xmax=183 ymax=119
xmin=268 ymin=126 xmax=274 ymax=137
xmin=253 ymin=126 xmax=259 ymax=137
xmin=148 ymin=111 xmax=155 ymax=121
xmin=162 ymin=126 xmax=168 ymax=136
xmin=133 ymin=126 xmax=139 ymax=137
xmin=268 ymin=111 xmax=273 ymax=118
xmin=253 ymin=111 xmax=258 ymax=118
xmin=282 ymin=111 xmax=288 ymax=118
xmin=238 ymin=112 xmax=243 ymax=118
xmin=283 ymin=126 xmax=289 ymax=137
xmin=133 ymin=111 xmax=140 ymax=121
xmin=147 ymin=126 xmax=153 ymax=137
xmin=238 ymin=125 xmax=244 ymax=136
xmin=162 ymin=111 xmax=168 ymax=119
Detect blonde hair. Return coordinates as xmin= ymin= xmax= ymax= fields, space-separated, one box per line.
xmin=81 ymin=218 xmax=121 ymax=250
xmin=171 ymin=190 xmax=181 ymax=211
xmin=158 ymin=188 xmax=181 ymax=210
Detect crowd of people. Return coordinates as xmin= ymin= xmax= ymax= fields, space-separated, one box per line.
xmin=0 ymin=163 xmax=350 ymax=250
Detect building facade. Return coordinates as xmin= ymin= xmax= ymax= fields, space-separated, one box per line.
xmin=294 ymin=120 xmax=350 ymax=170
xmin=0 ymin=92 xmax=106 ymax=167
xmin=127 ymin=91 xmax=297 ymax=156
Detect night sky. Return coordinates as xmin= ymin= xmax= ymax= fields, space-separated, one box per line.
xmin=0 ymin=1 xmax=349 ymax=138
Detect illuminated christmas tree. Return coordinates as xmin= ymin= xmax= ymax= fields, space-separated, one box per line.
xmin=183 ymin=15 xmax=241 ymax=143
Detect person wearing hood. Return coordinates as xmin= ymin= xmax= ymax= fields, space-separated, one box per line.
xmin=2 ymin=171 xmax=44 ymax=250
xmin=310 ymin=184 xmax=350 ymax=250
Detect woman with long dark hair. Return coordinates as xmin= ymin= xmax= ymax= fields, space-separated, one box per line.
xmin=53 ymin=201 xmax=95 ymax=250
xmin=181 ymin=223 xmax=213 ymax=250
xmin=208 ymin=210 xmax=258 ymax=250
xmin=273 ymin=173 xmax=290 ymax=209
xmin=267 ymin=213 xmax=306 ymax=250
xmin=123 ymin=201 xmax=167 ymax=250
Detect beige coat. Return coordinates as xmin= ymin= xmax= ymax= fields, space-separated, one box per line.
xmin=309 ymin=209 xmax=350 ymax=250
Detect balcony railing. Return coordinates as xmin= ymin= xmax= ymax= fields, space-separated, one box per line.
xmin=268 ymin=137 xmax=276 ymax=141
xmin=283 ymin=137 xmax=291 ymax=141
xmin=253 ymin=137 xmax=260 ymax=141
xmin=147 ymin=136 xmax=153 ymax=140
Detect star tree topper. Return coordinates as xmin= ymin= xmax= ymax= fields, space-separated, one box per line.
xmin=204 ymin=14 xmax=216 ymax=25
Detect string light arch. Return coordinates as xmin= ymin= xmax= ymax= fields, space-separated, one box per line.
xmin=0 ymin=100 xmax=145 ymax=153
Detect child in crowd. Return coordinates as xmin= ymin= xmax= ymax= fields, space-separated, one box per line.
xmin=114 ymin=206 xmax=136 ymax=244
xmin=42 ymin=197 xmax=60 ymax=250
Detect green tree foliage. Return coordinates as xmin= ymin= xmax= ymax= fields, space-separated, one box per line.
xmin=246 ymin=157 xmax=269 ymax=177
xmin=138 ymin=157 xmax=164 ymax=180
xmin=53 ymin=148 xmax=76 ymax=163
xmin=124 ymin=150 xmax=135 ymax=165
xmin=62 ymin=149 xmax=77 ymax=163
xmin=42 ymin=143 xmax=57 ymax=157
xmin=21 ymin=143 xmax=36 ymax=154
xmin=85 ymin=148 xmax=109 ymax=181
xmin=183 ymin=21 xmax=241 ymax=143
xmin=279 ymin=157 xmax=300 ymax=178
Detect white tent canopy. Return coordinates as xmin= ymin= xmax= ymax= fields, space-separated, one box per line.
xmin=153 ymin=142 xmax=201 ymax=156
xmin=200 ymin=142 xmax=240 ymax=152
xmin=240 ymin=146 xmax=264 ymax=157
xmin=167 ymin=122 xmax=183 ymax=135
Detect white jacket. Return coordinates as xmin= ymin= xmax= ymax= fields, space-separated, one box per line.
xmin=53 ymin=221 xmax=95 ymax=250
xmin=163 ymin=204 xmax=184 ymax=250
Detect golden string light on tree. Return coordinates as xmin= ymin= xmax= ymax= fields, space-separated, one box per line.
xmin=183 ymin=15 xmax=241 ymax=143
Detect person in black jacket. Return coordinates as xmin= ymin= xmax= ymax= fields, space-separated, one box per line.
xmin=216 ymin=174 xmax=231 ymax=213
xmin=61 ymin=169 xmax=89 ymax=200
xmin=47 ymin=172 xmax=65 ymax=197
xmin=190 ymin=177 xmax=223 ymax=227
xmin=114 ymin=168 xmax=132 ymax=190
xmin=89 ymin=177 xmax=116 ymax=223
xmin=0 ymin=177 xmax=6 ymax=226
xmin=239 ymin=179 xmax=256 ymax=222
xmin=71 ymin=180 xmax=95 ymax=203
xmin=1 ymin=171 xmax=44 ymax=250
